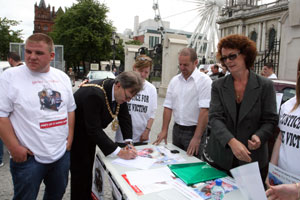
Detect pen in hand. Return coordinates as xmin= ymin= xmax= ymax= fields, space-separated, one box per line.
xmin=125 ymin=143 xmax=137 ymax=157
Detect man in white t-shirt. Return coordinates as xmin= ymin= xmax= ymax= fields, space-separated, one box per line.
xmin=153 ymin=48 xmax=212 ymax=157
xmin=263 ymin=62 xmax=277 ymax=79
xmin=0 ymin=33 xmax=76 ymax=199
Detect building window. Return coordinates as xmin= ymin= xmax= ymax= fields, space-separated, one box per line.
xmin=229 ymin=0 xmax=235 ymax=6
xmin=268 ymin=28 xmax=276 ymax=50
xmin=250 ymin=31 xmax=257 ymax=43
xmin=149 ymin=36 xmax=160 ymax=48
xmin=37 ymin=24 xmax=41 ymax=30
xmin=43 ymin=25 xmax=48 ymax=31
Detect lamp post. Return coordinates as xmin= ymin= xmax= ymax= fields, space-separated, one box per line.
xmin=111 ymin=32 xmax=120 ymax=73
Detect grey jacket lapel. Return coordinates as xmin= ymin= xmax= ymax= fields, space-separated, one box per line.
xmin=238 ymin=71 xmax=260 ymax=123
xmin=222 ymin=75 xmax=237 ymax=126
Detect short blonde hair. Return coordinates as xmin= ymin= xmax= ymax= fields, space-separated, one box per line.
xmin=134 ymin=55 xmax=152 ymax=70
xmin=26 ymin=33 xmax=54 ymax=53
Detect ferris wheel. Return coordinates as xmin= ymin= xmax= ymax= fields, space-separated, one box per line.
xmin=153 ymin=0 xmax=225 ymax=62
xmin=188 ymin=0 xmax=225 ymax=62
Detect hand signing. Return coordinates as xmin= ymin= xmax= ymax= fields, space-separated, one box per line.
xmin=117 ymin=145 xmax=137 ymax=160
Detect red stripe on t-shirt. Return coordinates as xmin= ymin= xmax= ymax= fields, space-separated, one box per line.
xmin=40 ymin=118 xmax=67 ymax=129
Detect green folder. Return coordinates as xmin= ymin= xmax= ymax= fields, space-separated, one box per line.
xmin=168 ymin=162 xmax=227 ymax=186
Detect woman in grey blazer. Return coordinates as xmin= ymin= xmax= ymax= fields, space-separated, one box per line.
xmin=205 ymin=34 xmax=278 ymax=182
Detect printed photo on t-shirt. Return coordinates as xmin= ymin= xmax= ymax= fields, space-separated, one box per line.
xmin=38 ymin=87 xmax=63 ymax=111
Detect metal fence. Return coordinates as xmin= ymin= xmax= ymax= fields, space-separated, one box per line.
xmin=10 ymin=43 xmax=65 ymax=71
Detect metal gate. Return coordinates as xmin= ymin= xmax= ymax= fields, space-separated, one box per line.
xmin=253 ymin=39 xmax=280 ymax=76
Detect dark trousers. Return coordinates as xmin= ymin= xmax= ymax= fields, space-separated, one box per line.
xmin=172 ymin=123 xmax=205 ymax=159
xmin=70 ymin=142 xmax=96 ymax=200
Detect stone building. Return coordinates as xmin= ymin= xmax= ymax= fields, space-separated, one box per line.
xmin=217 ymin=0 xmax=289 ymax=77
xmin=33 ymin=0 xmax=63 ymax=34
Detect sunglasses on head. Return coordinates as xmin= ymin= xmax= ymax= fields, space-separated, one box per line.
xmin=136 ymin=57 xmax=151 ymax=62
xmin=220 ymin=52 xmax=240 ymax=62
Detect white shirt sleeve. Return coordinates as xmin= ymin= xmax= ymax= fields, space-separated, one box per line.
xmin=109 ymin=146 xmax=121 ymax=156
xmin=163 ymin=77 xmax=175 ymax=109
xmin=0 ymin=73 xmax=13 ymax=117
xmin=197 ymin=76 xmax=212 ymax=108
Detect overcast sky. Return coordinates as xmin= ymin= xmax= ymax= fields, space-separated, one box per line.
xmin=0 ymin=0 xmax=201 ymax=40
xmin=0 ymin=0 xmax=275 ymax=40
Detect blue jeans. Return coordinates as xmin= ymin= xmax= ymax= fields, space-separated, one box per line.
xmin=0 ymin=139 xmax=3 ymax=163
xmin=10 ymin=151 xmax=70 ymax=200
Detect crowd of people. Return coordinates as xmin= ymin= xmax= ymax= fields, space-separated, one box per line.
xmin=0 ymin=33 xmax=299 ymax=200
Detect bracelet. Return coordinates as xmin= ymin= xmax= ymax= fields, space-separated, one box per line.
xmin=146 ymin=127 xmax=151 ymax=131
xmin=296 ymin=182 xmax=300 ymax=200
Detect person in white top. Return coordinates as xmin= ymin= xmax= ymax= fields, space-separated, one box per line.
xmin=267 ymin=58 xmax=300 ymax=187
xmin=116 ymin=55 xmax=157 ymax=145
xmin=153 ymin=48 xmax=212 ymax=157
xmin=263 ymin=62 xmax=277 ymax=79
xmin=0 ymin=33 xmax=76 ymax=199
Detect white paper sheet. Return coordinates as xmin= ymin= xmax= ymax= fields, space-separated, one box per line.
xmin=112 ymin=156 xmax=157 ymax=169
xmin=230 ymin=162 xmax=267 ymax=200
xmin=125 ymin=166 xmax=174 ymax=185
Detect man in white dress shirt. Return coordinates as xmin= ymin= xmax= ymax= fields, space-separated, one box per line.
xmin=153 ymin=48 xmax=212 ymax=157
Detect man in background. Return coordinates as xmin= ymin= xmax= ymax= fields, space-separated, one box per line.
xmin=209 ymin=64 xmax=221 ymax=81
xmin=263 ymin=62 xmax=277 ymax=79
xmin=7 ymin=52 xmax=23 ymax=67
xmin=68 ymin=67 xmax=76 ymax=87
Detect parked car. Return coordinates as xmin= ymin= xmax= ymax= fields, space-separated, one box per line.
xmin=272 ymin=79 xmax=296 ymax=105
xmin=85 ymin=70 xmax=115 ymax=82
xmin=0 ymin=61 xmax=10 ymax=75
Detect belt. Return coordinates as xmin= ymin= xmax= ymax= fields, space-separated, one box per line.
xmin=174 ymin=123 xmax=197 ymax=131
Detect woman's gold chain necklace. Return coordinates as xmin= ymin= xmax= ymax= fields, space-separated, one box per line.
xmin=82 ymin=80 xmax=120 ymax=131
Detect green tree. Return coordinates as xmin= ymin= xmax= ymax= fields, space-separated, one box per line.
xmin=0 ymin=17 xmax=23 ymax=61
xmin=125 ymin=40 xmax=142 ymax=45
xmin=113 ymin=38 xmax=124 ymax=67
xmin=50 ymin=0 xmax=117 ymax=74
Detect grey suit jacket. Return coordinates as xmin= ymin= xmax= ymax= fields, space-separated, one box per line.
xmin=206 ymin=70 xmax=278 ymax=170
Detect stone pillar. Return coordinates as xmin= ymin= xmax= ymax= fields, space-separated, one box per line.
xmin=277 ymin=20 xmax=281 ymax=40
xmin=261 ymin=21 xmax=266 ymax=51
xmin=158 ymin=34 xmax=188 ymax=97
xmin=257 ymin=22 xmax=262 ymax=52
xmin=124 ymin=45 xmax=143 ymax=72
xmin=289 ymin=0 xmax=300 ymax=26
xmin=278 ymin=0 xmax=300 ymax=81
xmin=245 ymin=24 xmax=249 ymax=37
xmin=238 ymin=24 xmax=243 ymax=35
